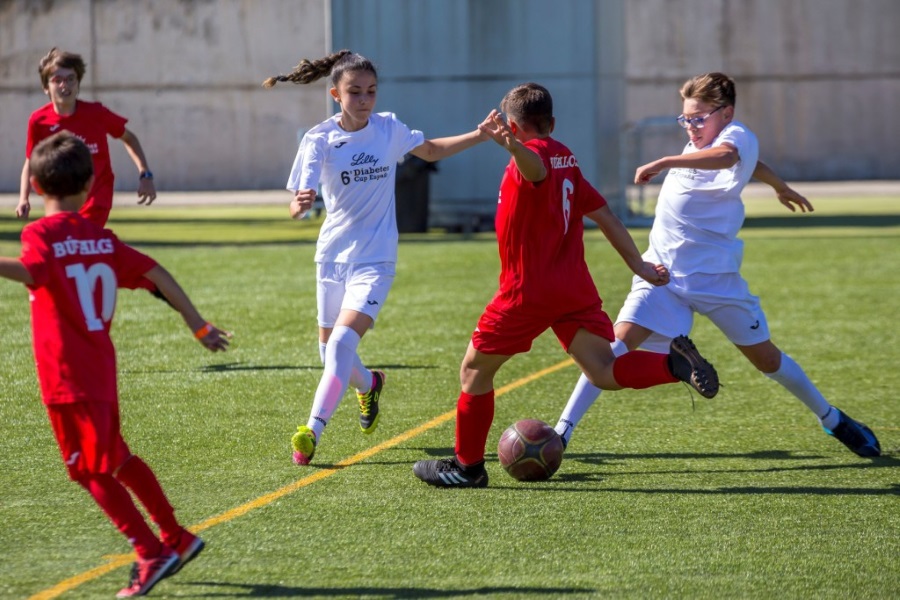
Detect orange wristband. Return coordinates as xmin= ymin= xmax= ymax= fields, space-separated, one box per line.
xmin=194 ymin=322 xmax=215 ymax=339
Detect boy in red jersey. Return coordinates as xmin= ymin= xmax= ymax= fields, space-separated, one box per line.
xmin=17 ymin=48 xmax=156 ymax=226
xmin=0 ymin=132 xmax=229 ymax=597
xmin=413 ymin=83 xmax=719 ymax=488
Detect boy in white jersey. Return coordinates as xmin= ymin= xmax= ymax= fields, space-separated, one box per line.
xmin=554 ymin=72 xmax=880 ymax=458
xmin=263 ymin=50 xmax=491 ymax=465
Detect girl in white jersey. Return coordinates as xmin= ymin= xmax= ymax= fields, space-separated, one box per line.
xmin=264 ymin=50 xmax=490 ymax=465
xmin=554 ymin=72 xmax=880 ymax=458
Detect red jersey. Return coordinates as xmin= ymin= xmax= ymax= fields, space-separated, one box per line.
xmin=26 ymin=101 xmax=128 ymax=221
xmin=19 ymin=213 xmax=157 ymax=405
xmin=492 ymin=137 xmax=607 ymax=310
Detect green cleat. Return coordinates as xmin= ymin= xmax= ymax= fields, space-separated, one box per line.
xmin=291 ymin=425 xmax=317 ymax=465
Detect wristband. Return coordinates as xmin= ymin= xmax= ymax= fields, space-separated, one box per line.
xmin=194 ymin=322 xmax=215 ymax=339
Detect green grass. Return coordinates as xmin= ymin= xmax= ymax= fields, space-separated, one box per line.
xmin=0 ymin=197 xmax=898 ymax=599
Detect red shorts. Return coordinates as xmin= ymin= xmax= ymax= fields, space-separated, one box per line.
xmin=46 ymin=402 xmax=132 ymax=480
xmin=472 ymin=298 xmax=614 ymax=355
xmin=78 ymin=184 xmax=114 ymax=227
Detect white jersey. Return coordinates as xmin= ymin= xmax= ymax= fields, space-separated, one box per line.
xmin=287 ymin=112 xmax=425 ymax=263
xmin=646 ymin=120 xmax=759 ymax=276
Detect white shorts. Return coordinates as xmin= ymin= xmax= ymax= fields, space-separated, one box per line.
xmin=616 ymin=271 xmax=770 ymax=353
xmin=316 ymin=261 xmax=395 ymax=328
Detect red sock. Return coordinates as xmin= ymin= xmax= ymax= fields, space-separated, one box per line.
xmin=455 ymin=390 xmax=494 ymax=466
xmin=115 ymin=456 xmax=181 ymax=543
xmin=612 ymin=351 xmax=678 ymax=389
xmin=78 ymin=474 xmax=162 ymax=559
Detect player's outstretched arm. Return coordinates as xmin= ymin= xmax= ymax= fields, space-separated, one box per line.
xmin=142 ymin=265 xmax=230 ymax=352
xmin=635 ymin=144 xmax=739 ymax=184
xmin=409 ymin=120 xmax=489 ymax=163
xmin=586 ymin=205 xmax=669 ymax=286
xmin=753 ymin=160 xmax=813 ymax=213
xmin=0 ymin=257 xmax=34 ymax=285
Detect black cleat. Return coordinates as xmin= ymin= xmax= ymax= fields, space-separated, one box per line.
xmin=668 ymin=335 xmax=719 ymax=398
xmin=413 ymin=458 xmax=488 ymax=488
xmin=824 ymin=409 xmax=881 ymax=457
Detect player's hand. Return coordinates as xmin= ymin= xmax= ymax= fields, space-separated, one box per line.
xmin=137 ymin=178 xmax=157 ymax=205
xmin=196 ymin=323 xmax=231 ymax=352
xmin=478 ymin=110 xmax=517 ymax=152
xmin=476 ymin=110 xmax=503 ymax=142
xmin=291 ymin=189 xmax=316 ymax=219
xmin=15 ymin=199 xmax=31 ymax=219
xmin=634 ymin=160 xmax=665 ymax=185
xmin=775 ymin=185 xmax=813 ymax=213
xmin=637 ymin=262 xmax=669 ymax=286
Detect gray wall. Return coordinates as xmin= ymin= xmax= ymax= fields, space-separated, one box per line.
xmin=1 ymin=0 xmax=898 ymax=208
xmin=622 ymin=0 xmax=900 ymax=183
xmin=0 ymin=0 xmax=330 ymax=192
xmin=331 ymin=0 xmax=607 ymax=208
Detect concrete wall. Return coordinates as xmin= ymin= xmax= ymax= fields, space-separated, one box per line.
xmin=331 ymin=0 xmax=604 ymax=208
xmin=1 ymin=0 xmax=898 ymax=202
xmin=622 ymin=0 xmax=900 ymax=182
xmin=0 ymin=0 xmax=330 ymax=193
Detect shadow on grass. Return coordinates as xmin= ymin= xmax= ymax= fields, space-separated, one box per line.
xmin=742 ymin=214 xmax=900 ymax=228
xmin=395 ymin=447 xmax=900 ymax=496
xmin=181 ymin=581 xmax=593 ymax=597
xmin=195 ymin=362 xmax=439 ymax=373
xmin=528 ymin=451 xmax=900 ymax=495
xmin=118 ymin=362 xmax=440 ymax=374
xmin=560 ymin=449 xmax=900 ymax=471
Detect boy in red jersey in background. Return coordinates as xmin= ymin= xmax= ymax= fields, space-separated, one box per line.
xmin=16 ymin=47 xmax=156 ymax=226
xmin=413 ymin=83 xmax=719 ymax=488
xmin=0 ymin=132 xmax=229 ymax=597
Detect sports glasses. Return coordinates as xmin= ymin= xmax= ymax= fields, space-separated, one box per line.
xmin=676 ymin=105 xmax=724 ymax=129
xmin=49 ymin=74 xmax=78 ymax=86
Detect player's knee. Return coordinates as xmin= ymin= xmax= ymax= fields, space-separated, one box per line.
xmin=459 ymin=361 xmax=493 ymax=393
xmin=752 ymin=351 xmax=782 ymax=374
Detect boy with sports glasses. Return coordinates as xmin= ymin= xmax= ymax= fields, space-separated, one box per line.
xmin=554 ymin=72 xmax=880 ymax=458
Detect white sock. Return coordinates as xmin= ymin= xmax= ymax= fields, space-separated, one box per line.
xmin=764 ymin=352 xmax=839 ymax=429
xmin=320 ymin=340 xmax=370 ymax=392
xmin=351 ymin=355 xmax=372 ymax=393
xmin=555 ymin=338 xmax=628 ymax=445
xmin=307 ymin=326 xmax=360 ymax=438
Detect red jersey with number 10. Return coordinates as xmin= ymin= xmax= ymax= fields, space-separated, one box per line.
xmin=19 ymin=213 xmax=157 ymax=405
xmin=492 ymin=137 xmax=608 ymax=310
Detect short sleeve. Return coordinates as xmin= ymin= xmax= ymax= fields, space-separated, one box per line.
xmin=575 ymin=171 xmax=607 ymax=215
xmin=108 ymin=232 xmax=158 ymax=288
xmin=387 ymin=113 xmax=426 ymax=158
xmin=288 ymin=132 xmax=325 ymax=192
xmin=25 ymin=114 xmax=40 ymax=159
xmin=19 ymin=224 xmax=50 ymax=288
xmin=98 ymin=104 xmax=129 ymax=139
xmin=715 ymin=126 xmax=747 ymax=160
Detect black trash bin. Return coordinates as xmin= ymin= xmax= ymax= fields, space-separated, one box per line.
xmin=395 ymin=154 xmax=437 ymax=233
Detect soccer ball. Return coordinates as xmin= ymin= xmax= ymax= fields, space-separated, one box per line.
xmin=497 ymin=419 xmax=564 ymax=481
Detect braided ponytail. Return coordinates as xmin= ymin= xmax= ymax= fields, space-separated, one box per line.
xmin=263 ymin=49 xmax=376 ymax=88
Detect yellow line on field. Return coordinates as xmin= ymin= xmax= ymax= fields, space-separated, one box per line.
xmin=29 ymin=358 xmax=575 ymax=599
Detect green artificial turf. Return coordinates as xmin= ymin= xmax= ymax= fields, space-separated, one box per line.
xmin=0 ymin=196 xmax=897 ymax=599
